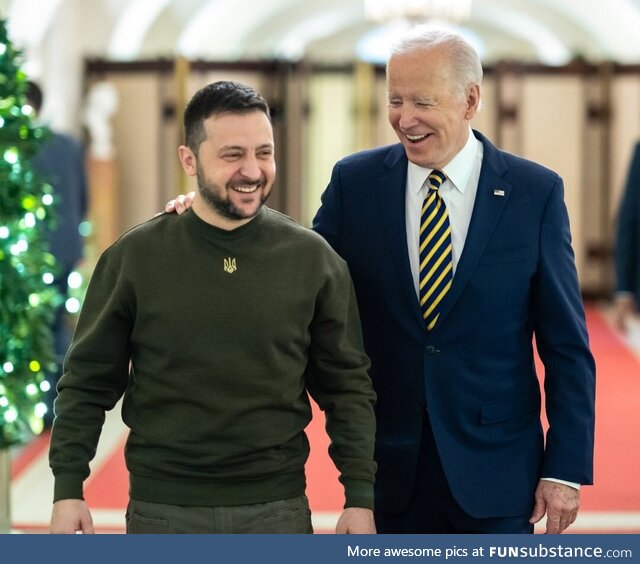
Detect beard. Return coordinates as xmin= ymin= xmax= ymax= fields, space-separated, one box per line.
xmin=196 ymin=164 xmax=270 ymax=221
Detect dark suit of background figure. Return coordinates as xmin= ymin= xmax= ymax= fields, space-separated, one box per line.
xmin=32 ymin=131 xmax=88 ymax=418
xmin=313 ymin=130 xmax=596 ymax=530
xmin=614 ymin=141 xmax=640 ymax=322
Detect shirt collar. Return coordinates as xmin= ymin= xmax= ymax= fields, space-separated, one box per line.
xmin=408 ymin=127 xmax=480 ymax=194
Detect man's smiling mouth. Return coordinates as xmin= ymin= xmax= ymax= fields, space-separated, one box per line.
xmin=230 ymin=184 xmax=260 ymax=193
xmin=406 ymin=133 xmax=429 ymax=143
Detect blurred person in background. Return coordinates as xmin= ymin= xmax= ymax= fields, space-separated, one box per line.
xmin=26 ymin=81 xmax=88 ymax=428
xmin=613 ymin=140 xmax=640 ymax=338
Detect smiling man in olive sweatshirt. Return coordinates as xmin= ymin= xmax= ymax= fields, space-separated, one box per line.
xmin=48 ymin=81 xmax=377 ymax=535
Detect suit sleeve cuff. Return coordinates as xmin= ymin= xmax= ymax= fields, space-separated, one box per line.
xmin=541 ymin=477 xmax=581 ymax=490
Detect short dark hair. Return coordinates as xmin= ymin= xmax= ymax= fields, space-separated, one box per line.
xmin=183 ymin=81 xmax=271 ymax=152
xmin=26 ymin=81 xmax=44 ymax=113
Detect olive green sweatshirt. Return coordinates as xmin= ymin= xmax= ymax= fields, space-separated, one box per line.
xmin=50 ymin=207 xmax=376 ymax=509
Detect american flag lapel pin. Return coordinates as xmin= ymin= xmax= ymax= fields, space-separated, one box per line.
xmin=493 ymin=188 xmax=505 ymax=197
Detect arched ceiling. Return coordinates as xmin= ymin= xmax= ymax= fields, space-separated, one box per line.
xmin=4 ymin=0 xmax=640 ymax=65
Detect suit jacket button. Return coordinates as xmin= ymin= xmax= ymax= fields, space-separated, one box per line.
xmin=425 ymin=345 xmax=437 ymax=355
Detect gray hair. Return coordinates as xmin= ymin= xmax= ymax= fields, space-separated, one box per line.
xmin=388 ymin=27 xmax=483 ymax=101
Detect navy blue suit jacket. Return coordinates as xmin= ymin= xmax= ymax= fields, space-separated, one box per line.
xmin=615 ymin=141 xmax=640 ymax=308
xmin=313 ymin=130 xmax=595 ymax=518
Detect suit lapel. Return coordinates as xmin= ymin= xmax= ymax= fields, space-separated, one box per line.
xmin=433 ymin=133 xmax=512 ymax=329
xmin=379 ymin=145 xmax=426 ymax=329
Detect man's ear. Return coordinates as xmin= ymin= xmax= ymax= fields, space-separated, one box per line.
xmin=178 ymin=145 xmax=197 ymax=177
xmin=464 ymin=83 xmax=481 ymax=121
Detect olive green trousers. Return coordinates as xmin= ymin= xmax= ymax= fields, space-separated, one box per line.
xmin=126 ymin=495 xmax=313 ymax=534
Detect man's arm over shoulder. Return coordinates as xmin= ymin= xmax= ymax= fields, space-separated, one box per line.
xmin=312 ymin=145 xmax=403 ymax=253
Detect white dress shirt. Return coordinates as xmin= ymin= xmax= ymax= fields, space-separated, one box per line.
xmin=403 ymin=127 xmax=579 ymax=491
xmin=405 ymin=127 xmax=482 ymax=297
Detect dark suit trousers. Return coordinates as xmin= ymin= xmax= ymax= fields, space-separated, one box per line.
xmin=374 ymin=413 xmax=534 ymax=534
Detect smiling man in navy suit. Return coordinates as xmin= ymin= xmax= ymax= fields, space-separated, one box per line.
xmin=167 ymin=28 xmax=595 ymax=535
xmin=312 ymin=28 xmax=595 ymax=534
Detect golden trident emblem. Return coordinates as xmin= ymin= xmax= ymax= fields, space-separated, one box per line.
xmin=223 ymin=257 xmax=237 ymax=273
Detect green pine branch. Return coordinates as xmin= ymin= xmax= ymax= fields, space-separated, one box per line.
xmin=0 ymin=18 xmax=61 ymax=448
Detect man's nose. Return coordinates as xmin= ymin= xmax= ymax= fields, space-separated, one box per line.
xmin=239 ymin=155 xmax=261 ymax=179
xmin=398 ymin=106 xmax=419 ymax=129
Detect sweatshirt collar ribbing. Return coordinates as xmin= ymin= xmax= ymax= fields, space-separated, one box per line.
xmin=184 ymin=206 xmax=268 ymax=242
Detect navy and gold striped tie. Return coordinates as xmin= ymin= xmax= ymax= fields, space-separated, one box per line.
xmin=419 ymin=170 xmax=453 ymax=331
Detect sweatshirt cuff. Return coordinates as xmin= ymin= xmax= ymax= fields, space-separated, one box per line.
xmin=342 ymin=478 xmax=375 ymax=510
xmin=53 ymin=472 xmax=85 ymax=502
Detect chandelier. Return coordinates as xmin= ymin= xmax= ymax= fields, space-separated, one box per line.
xmin=364 ymin=0 xmax=472 ymax=23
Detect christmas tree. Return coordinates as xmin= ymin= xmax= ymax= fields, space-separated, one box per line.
xmin=0 ymin=18 xmax=60 ymax=448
